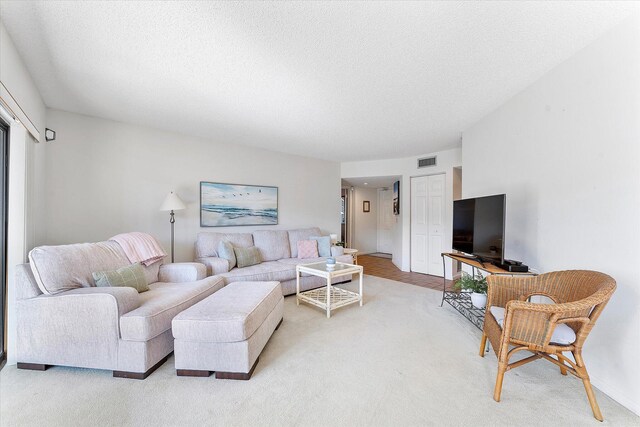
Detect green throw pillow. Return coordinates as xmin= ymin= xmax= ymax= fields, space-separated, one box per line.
xmin=93 ymin=263 xmax=149 ymax=293
xmin=234 ymin=246 xmax=262 ymax=269
xmin=217 ymin=240 xmax=237 ymax=269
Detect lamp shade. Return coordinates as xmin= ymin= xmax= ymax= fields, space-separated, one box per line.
xmin=160 ymin=191 xmax=186 ymax=211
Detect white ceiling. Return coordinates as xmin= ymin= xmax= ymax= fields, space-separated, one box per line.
xmin=1 ymin=1 xmax=637 ymax=161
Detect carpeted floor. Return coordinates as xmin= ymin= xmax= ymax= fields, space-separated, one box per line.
xmin=1 ymin=276 xmax=637 ymax=426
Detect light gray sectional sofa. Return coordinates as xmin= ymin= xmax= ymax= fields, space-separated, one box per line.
xmin=195 ymin=227 xmax=353 ymax=295
xmin=16 ymin=241 xmax=224 ymax=379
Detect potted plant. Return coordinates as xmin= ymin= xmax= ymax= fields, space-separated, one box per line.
xmin=454 ymin=271 xmax=488 ymax=309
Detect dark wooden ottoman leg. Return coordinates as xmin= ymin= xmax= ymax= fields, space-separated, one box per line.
xmin=177 ymin=369 xmax=211 ymax=377
xmin=215 ymin=357 xmax=259 ymax=381
xmin=17 ymin=363 xmax=49 ymax=371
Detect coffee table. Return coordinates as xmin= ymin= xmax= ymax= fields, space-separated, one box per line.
xmin=296 ymin=262 xmax=364 ymax=318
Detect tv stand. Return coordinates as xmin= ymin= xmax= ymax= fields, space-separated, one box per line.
xmin=454 ymin=253 xmax=488 ymax=268
xmin=440 ymin=252 xmax=536 ymax=329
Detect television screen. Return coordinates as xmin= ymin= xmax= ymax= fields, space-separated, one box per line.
xmin=452 ymin=194 xmax=505 ymax=263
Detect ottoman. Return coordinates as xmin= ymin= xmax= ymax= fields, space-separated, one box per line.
xmin=172 ymin=281 xmax=283 ymax=380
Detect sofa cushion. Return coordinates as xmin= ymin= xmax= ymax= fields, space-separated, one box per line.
xmin=234 ymin=246 xmax=262 ymax=268
xmin=172 ymin=281 xmax=282 ymax=342
xmin=489 ymin=306 xmax=576 ymax=345
xmin=288 ymin=227 xmax=322 ymax=258
xmin=252 ymin=230 xmax=291 ymax=261
xmin=217 ymin=240 xmax=237 ymax=269
xmin=221 ymin=261 xmax=296 ymax=284
xmin=195 ymin=232 xmax=254 ymax=258
xmin=298 ymin=240 xmax=319 ymax=259
xmin=29 ymin=241 xmax=131 ymax=295
xmin=119 ymin=277 xmax=224 ymax=341
xmin=310 ymin=235 xmax=331 ymax=257
xmin=93 ymin=263 xmax=149 ymax=293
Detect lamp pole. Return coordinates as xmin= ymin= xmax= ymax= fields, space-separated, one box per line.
xmin=169 ymin=209 xmax=176 ymax=263
xmin=160 ymin=191 xmax=186 ymax=264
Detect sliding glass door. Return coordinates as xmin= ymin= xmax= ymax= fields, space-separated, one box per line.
xmin=0 ymin=118 xmax=8 ymax=364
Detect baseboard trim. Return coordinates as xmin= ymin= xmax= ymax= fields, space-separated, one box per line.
xmin=591 ymin=374 xmax=640 ymax=416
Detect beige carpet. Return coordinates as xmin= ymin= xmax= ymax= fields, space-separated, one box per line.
xmin=1 ymin=276 xmax=637 ymax=426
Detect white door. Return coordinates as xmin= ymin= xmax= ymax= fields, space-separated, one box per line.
xmin=410 ymin=174 xmax=445 ymax=276
xmin=427 ymin=174 xmax=445 ymax=276
xmin=377 ymin=188 xmax=393 ymax=253
xmin=411 ymin=177 xmax=428 ymax=273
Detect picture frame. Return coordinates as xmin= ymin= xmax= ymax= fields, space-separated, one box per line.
xmin=200 ymin=181 xmax=278 ymax=227
xmin=363 ymin=200 xmax=370 ymax=213
xmin=393 ymin=180 xmax=400 ymax=215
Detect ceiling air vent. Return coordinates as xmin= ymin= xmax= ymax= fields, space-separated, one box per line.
xmin=418 ymin=156 xmax=437 ymax=168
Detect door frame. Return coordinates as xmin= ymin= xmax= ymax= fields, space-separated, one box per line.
xmin=376 ymin=187 xmax=393 ymax=254
xmin=0 ymin=117 xmax=9 ymax=366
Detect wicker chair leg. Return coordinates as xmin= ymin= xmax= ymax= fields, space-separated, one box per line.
xmin=479 ymin=333 xmax=487 ymax=357
xmin=557 ymin=352 xmax=568 ymax=376
xmin=581 ymin=376 xmax=603 ymax=422
xmin=573 ymin=351 xmax=603 ymax=421
xmin=493 ymin=362 xmax=507 ymax=402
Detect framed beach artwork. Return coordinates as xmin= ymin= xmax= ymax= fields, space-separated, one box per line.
xmin=200 ymin=182 xmax=278 ymax=227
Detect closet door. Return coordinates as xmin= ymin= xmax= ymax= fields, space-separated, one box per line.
xmin=410 ymin=176 xmax=428 ymax=273
xmin=410 ymin=174 xmax=445 ymax=276
xmin=426 ymin=174 xmax=445 ymax=276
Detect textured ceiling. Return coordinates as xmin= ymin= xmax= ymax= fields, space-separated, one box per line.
xmin=1 ymin=1 xmax=637 ymax=161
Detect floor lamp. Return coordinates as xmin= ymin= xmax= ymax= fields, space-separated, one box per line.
xmin=160 ymin=191 xmax=186 ymax=263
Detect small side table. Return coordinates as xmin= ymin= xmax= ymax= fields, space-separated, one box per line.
xmin=343 ymin=248 xmax=359 ymax=264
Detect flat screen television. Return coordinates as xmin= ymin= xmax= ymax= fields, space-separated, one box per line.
xmin=452 ymin=194 xmax=506 ymax=264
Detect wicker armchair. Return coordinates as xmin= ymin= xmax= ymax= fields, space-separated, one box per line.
xmin=479 ymin=270 xmax=616 ymax=421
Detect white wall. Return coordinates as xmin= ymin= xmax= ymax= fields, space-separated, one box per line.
xmin=462 ymin=15 xmax=640 ymax=414
xmin=44 ymin=110 xmax=341 ymax=261
xmin=342 ymin=148 xmax=462 ymax=272
xmin=352 ymin=187 xmax=378 ymax=254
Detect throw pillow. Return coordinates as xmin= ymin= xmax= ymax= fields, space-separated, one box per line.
xmin=298 ymin=240 xmax=319 ymax=259
xmin=331 ymin=246 xmax=345 ymax=256
xmin=217 ymin=240 xmax=237 ymax=269
xmin=310 ymin=235 xmax=331 ymax=257
xmin=93 ymin=263 xmax=149 ymax=293
xmin=234 ymin=246 xmax=262 ymax=268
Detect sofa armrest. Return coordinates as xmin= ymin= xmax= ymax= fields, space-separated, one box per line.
xmin=159 ymin=262 xmax=206 ymax=282
xmin=63 ymin=287 xmax=141 ymax=315
xmin=16 ymin=287 xmax=140 ymax=367
xmin=195 ymin=257 xmax=230 ymax=276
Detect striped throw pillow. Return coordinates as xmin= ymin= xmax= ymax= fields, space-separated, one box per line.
xmin=234 ymin=246 xmax=262 ymax=268
xmin=93 ymin=263 xmax=149 ymax=293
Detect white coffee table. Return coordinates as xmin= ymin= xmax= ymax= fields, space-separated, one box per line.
xmin=296 ymin=262 xmax=364 ymax=318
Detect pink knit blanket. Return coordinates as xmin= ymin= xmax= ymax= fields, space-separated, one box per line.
xmin=110 ymin=232 xmax=167 ymax=266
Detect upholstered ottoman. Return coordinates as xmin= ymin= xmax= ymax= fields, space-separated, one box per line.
xmin=172 ymin=281 xmax=283 ymax=380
